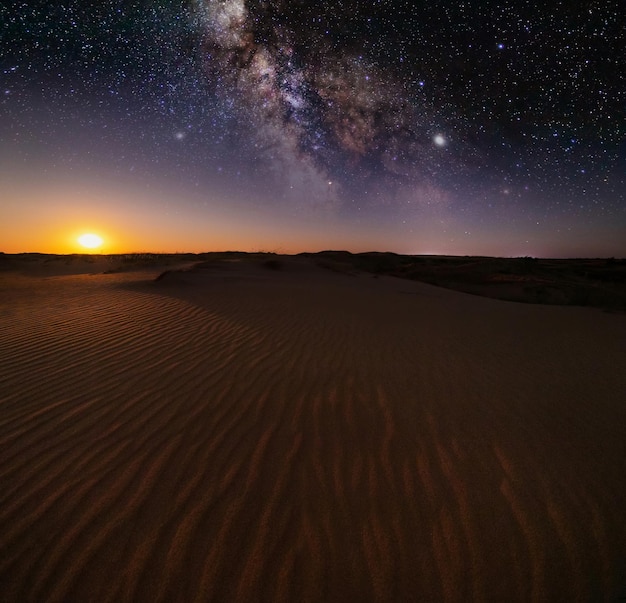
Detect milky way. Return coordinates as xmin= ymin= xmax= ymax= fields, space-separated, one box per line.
xmin=1 ymin=1 xmax=625 ymax=255
xmin=194 ymin=0 xmax=484 ymax=205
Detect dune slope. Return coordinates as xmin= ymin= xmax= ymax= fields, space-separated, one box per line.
xmin=1 ymin=259 xmax=626 ymax=601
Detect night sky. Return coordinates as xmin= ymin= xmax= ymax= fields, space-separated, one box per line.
xmin=1 ymin=1 xmax=624 ymax=256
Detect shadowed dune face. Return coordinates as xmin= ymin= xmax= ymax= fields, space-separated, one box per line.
xmin=1 ymin=258 xmax=626 ymax=601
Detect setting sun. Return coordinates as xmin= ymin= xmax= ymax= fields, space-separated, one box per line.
xmin=77 ymin=233 xmax=103 ymax=249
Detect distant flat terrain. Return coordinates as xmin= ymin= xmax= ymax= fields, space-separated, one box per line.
xmin=3 ymin=250 xmax=624 ymax=310
xmin=305 ymin=251 xmax=626 ymax=311
xmin=1 ymin=253 xmax=626 ymax=601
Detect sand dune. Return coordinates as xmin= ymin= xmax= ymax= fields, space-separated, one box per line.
xmin=1 ymin=256 xmax=626 ymax=601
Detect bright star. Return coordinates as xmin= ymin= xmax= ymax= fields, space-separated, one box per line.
xmin=433 ymin=134 xmax=446 ymax=147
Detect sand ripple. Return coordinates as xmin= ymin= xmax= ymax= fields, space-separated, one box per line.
xmin=1 ymin=264 xmax=626 ymax=601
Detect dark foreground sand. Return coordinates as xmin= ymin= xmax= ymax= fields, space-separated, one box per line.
xmin=1 ymin=256 xmax=626 ymax=601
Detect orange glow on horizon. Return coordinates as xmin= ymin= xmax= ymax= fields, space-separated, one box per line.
xmin=0 ymin=172 xmax=362 ymax=254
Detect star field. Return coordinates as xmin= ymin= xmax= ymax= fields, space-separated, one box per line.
xmin=1 ymin=1 xmax=624 ymax=256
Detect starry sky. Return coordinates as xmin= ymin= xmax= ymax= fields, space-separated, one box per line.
xmin=1 ymin=1 xmax=624 ymax=256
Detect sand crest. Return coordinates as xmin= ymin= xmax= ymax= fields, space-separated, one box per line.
xmin=1 ymin=256 xmax=626 ymax=601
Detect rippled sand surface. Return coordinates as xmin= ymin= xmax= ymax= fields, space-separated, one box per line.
xmin=1 ymin=257 xmax=626 ymax=601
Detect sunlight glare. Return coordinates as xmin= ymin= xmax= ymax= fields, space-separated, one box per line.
xmin=78 ymin=233 xmax=103 ymax=249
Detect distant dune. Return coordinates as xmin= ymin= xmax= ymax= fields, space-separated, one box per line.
xmin=1 ymin=254 xmax=626 ymax=601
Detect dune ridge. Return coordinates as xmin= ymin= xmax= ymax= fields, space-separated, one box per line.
xmin=1 ymin=259 xmax=626 ymax=601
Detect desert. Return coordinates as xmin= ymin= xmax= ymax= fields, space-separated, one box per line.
xmin=1 ymin=252 xmax=626 ymax=601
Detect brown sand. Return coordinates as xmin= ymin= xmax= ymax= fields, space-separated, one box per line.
xmin=1 ymin=256 xmax=626 ymax=601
